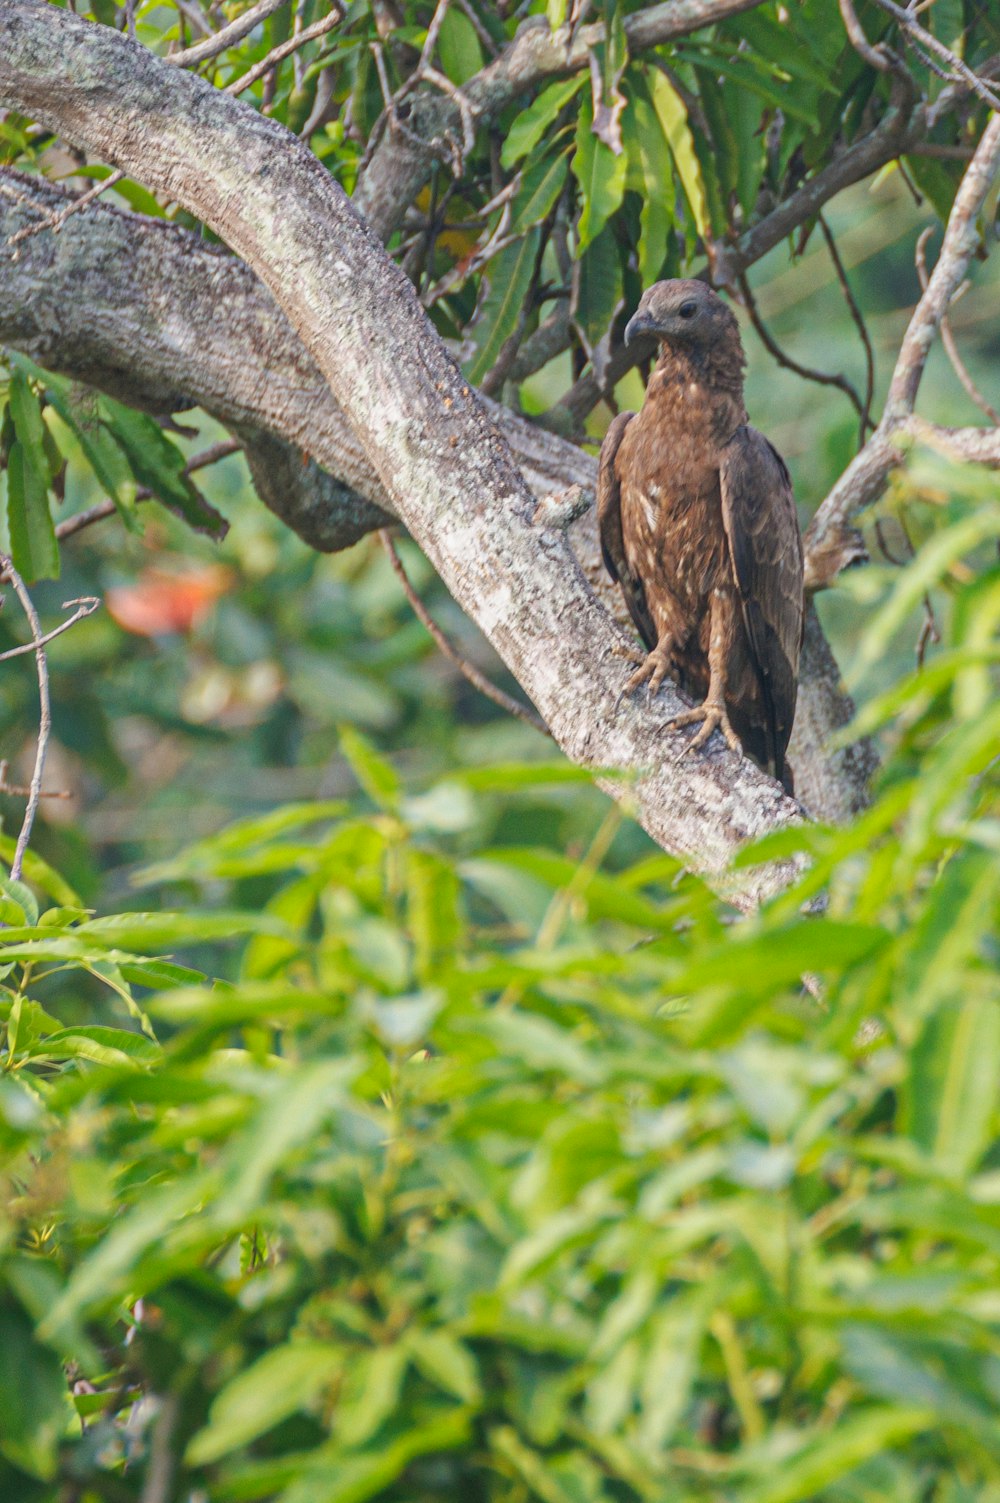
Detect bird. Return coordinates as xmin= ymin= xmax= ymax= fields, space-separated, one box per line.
xmin=597 ymin=279 xmax=804 ymax=791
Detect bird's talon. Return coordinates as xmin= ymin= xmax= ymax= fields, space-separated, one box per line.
xmin=668 ymin=701 xmax=742 ymax=758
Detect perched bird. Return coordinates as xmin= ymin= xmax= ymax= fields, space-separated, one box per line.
xmin=598 ymin=279 xmax=804 ymax=790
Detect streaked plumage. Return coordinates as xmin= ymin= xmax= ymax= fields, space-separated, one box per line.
xmin=598 ymin=279 xmax=804 ymax=789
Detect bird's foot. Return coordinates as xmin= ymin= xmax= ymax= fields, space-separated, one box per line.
xmin=668 ymin=699 xmax=743 ymax=759
xmin=612 ymin=643 xmax=674 ymax=716
xmin=610 ymin=640 xmax=646 ymax=666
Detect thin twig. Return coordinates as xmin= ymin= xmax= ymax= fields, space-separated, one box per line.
xmin=378 ymin=529 xmax=549 ymax=735
xmin=0 ymin=597 xmax=100 ymax=663
xmin=886 ymin=112 xmax=1000 ymax=421
xmin=916 ymin=594 xmax=941 ymax=667
xmin=871 ymin=0 xmax=1000 ymax=110
xmin=171 ymin=0 xmax=290 ymax=66
xmin=8 ymin=170 xmax=125 ymax=247
xmin=915 ymin=225 xmax=1000 ymax=425
xmin=0 ymin=760 xmax=70 ymax=799
xmin=225 ymin=5 xmax=343 ymax=95
xmin=818 ymin=212 xmax=876 ymax=445
xmin=805 ymin=112 xmax=1000 ymax=576
xmin=739 ymin=273 xmax=868 ymax=423
xmin=838 ymin=0 xmax=897 ymax=72
xmin=0 ymin=557 xmax=52 ymax=882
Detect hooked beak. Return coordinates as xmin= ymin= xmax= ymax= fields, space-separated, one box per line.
xmin=624 ymin=310 xmax=658 ymax=346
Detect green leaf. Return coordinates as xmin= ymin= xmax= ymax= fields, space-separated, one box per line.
xmin=6 ymin=439 xmax=59 ymax=582
xmin=437 ymin=7 xmax=483 ymax=84
xmin=8 ymin=369 xmax=47 ymax=468
xmin=25 ymin=1024 xmax=161 ymax=1069
xmin=511 ymin=146 xmax=571 ymax=234
xmin=335 ymin=1344 xmax=408 ymax=1448
xmin=501 ymin=76 xmax=586 ymax=168
xmin=16 ymin=360 xmax=139 ymax=525
xmin=572 ymin=90 xmax=627 ymax=252
xmin=97 ymin=398 xmax=227 ymax=537
xmin=187 ymin=1343 xmax=345 ymax=1465
xmin=0 ymin=1300 xmax=67 ymax=1480
xmin=903 ymin=991 xmax=1000 ymax=1177
xmin=407 ymin=1329 xmax=482 ymax=1404
xmin=465 ymin=229 xmax=541 ymax=387
xmin=338 ymin=725 xmax=401 ymax=812
xmin=212 ymin=1058 xmax=355 ymax=1223
xmin=0 ymin=838 xmax=80 ymax=909
xmin=76 ymin=909 xmax=291 ymax=947
xmin=0 ymin=876 xmax=38 ymax=926
xmin=571 ymin=222 xmax=623 ymax=363
xmin=740 ymin=1406 xmax=935 ymax=1503
xmin=648 ymin=70 xmax=710 ymax=241
xmin=625 ymin=76 xmax=675 ymax=283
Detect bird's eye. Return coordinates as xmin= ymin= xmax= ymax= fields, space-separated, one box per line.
xmin=678 ymin=300 xmax=698 ymax=319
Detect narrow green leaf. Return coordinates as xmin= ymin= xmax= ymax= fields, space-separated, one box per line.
xmin=511 ymin=146 xmax=570 ymax=234
xmin=97 ymin=398 xmax=227 ymax=537
xmin=572 ymin=90 xmax=627 ymax=252
xmin=465 ymin=229 xmax=541 ymax=386
xmin=338 ymin=724 xmax=401 ymax=811
xmin=648 ymin=70 xmax=710 ymax=241
xmin=741 ymin=1406 xmax=934 ymax=1503
xmin=187 ymin=1343 xmax=345 ymax=1466
xmin=501 ymin=75 xmax=585 ymax=168
xmin=0 ymin=1301 xmax=67 ymax=1480
xmin=6 ymin=439 xmax=59 ymax=582
xmin=408 ymin=1329 xmax=482 ymax=1404
xmin=625 ymin=77 xmax=675 ymax=283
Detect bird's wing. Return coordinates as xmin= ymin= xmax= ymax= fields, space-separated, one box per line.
xmin=719 ymin=424 xmax=804 ymax=782
xmin=597 ymin=411 xmax=656 ymax=651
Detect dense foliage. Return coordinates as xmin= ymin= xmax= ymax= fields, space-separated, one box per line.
xmin=0 ymin=466 xmax=997 ymax=1500
xmin=0 ymin=1 xmax=999 ymax=1500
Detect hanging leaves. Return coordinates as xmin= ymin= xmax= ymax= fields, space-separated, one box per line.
xmin=572 ymin=88 xmax=627 ymax=254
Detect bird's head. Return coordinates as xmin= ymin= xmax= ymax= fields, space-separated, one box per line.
xmin=624 ymin=279 xmax=739 ymax=349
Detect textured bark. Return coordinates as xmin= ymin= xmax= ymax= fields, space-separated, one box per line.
xmin=0 ymin=165 xmax=870 ymax=826
xmin=0 ymin=1 xmax=817 ymax=902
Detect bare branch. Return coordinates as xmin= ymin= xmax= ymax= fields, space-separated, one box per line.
xmin=819 ymin=213 xmax=876 ymax=444
xmin=0 ymin=596 xmax=100 ymax=658
xmin=170 ymin=0 xmax=290 ymax=67
xmin=0 ymin=556 xmax=52 ymax=882
xmin=8 ymin=168 xmax=125 ymax=247
xmin=886 ymin=112 xmax=1000 ymax=420
xmin=225 ymin=5 xmax=343 ymax=96
xmin=805 ymin=113 xmax=1000 ymax=573
xmin=838 ymin=0 xmax=897 ymax=72
xmin=916 ymin=225 xmax=1000 ymax=426
xmin=739 ymin=271 xmax=868 ymax=427
xmin=871 ymin=0 xmax=1000 ymax=111
xmin=379 ymin=529 xmax=549 ymax=735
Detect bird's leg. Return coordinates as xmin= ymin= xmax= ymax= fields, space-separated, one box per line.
xmin=613 ymin=634 xmax=676 ymax=716
xmin=667 ymin=590 xmax=743 ymax=758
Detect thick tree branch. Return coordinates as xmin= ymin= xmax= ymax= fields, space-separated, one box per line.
xmin=353 ymin=0 xmax=768 ymax=240
xmin=0 ymin=0 xmax=810 ymax=902
xmin=0 ymin=165 xmax=870 ymax=826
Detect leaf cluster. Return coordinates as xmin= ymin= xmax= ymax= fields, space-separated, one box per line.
xmin=0 ymin=472 xmax=996 ymax=1501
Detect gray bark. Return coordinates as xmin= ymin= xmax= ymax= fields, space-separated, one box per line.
xmin=0 ymin=164 xmax=869 ymax=829
xmin=0 ymin=3 xmax=877 ymax=897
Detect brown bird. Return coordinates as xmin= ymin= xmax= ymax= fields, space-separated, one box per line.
xmin=598 ymin=279 xmax=804 ymax=790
